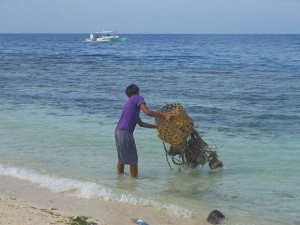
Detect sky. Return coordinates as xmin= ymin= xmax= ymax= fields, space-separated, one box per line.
xmin=0 ymin=0 xmax=299 ymax=34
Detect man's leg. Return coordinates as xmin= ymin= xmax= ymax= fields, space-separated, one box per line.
xmin=117 ymin=162 xmax=124 ymax=174
xmin=130 ymin=165 xmax=138 ymax=178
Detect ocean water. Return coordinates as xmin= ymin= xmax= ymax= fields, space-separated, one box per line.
xmin=0 ymin=34 xmax=300 ymax=224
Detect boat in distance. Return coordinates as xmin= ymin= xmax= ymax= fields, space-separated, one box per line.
xmin=85 ymin=30 xmax=126 ymax=42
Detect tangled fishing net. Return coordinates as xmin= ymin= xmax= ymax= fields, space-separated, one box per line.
xmin=156 ymin=103 xmax=223 ymax=170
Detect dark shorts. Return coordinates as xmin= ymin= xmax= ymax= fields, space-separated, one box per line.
xmin=115 ymin=130 xmax=138 ymax=165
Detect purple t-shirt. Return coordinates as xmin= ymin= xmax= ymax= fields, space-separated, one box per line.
xmin=116 ymin=95 xmax=146 ymax=133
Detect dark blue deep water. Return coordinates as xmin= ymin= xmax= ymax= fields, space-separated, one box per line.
xmin=1 ymin=34 xmax=300 ymax=224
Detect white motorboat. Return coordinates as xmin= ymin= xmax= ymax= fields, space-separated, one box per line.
xmin=86 ymin=30 xmax=126 ymax=42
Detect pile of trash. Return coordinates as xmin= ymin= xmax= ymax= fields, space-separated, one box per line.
xmin=156 ymin=103 xmax=223 ymax=170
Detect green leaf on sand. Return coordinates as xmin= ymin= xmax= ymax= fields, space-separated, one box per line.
xmin=69 ymin=216 xmax=94 ymax=225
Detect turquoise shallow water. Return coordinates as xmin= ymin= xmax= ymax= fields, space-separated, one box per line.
xmin=0 ymin=34 xmax=300 ymax=224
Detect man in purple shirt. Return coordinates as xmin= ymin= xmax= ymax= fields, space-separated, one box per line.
xmin=115 ymin=84 xmax=173 ymax=177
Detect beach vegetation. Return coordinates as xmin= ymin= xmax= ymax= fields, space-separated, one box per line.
xmin=68 ymin=216 xmax=97 ymax=225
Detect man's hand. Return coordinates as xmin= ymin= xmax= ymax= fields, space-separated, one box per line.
xmin=164 ymin=114 xmax=175 ymax=121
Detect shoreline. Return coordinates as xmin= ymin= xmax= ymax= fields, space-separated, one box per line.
xmin=0 ymin=175 xmax=203 ymax=225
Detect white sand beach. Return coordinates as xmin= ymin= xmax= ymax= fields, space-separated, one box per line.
xmin=0 ymin=175 xmax=209 ymax=225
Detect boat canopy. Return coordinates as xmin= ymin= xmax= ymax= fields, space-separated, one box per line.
xmin=93 ymin=30 xmax=116 ymax=34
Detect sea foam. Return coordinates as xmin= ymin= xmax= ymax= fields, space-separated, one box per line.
xmin=0 ymin=164 xmax=191 ymax=217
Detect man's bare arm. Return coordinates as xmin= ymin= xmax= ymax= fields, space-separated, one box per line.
xmin=137 ymin=118 xmax=157 ymax=129
xmin=140 ymin=104 xmax=173 ymax=120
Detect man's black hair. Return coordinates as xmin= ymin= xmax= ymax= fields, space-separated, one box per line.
xmin=126 ymin=84 xmax=139 ymax=97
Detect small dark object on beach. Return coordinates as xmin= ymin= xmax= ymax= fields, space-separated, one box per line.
xmin=207 ymin=210 xmax=225 ymax=224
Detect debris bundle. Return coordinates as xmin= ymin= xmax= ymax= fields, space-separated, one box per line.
xmin=156 ymin=103 xmax=223 ymax=170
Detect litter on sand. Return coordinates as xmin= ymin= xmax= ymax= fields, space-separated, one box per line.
xmin=131 ymin=218 xmax=150 ymax=225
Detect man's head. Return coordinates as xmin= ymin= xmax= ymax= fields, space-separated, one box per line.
xmin=126 ymin=84 xmax=139 ymax=97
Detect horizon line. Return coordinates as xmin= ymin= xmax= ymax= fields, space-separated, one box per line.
xmin=0 ymin=32 xmax=300 ymax=35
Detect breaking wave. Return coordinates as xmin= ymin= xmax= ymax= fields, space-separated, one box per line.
xmin=0 ymin=164 xmax=192 ymax=217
